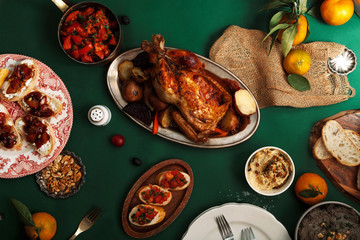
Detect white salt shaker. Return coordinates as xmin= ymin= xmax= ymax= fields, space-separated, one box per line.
xmin=88 ymin=105 xmax=112 ymax=126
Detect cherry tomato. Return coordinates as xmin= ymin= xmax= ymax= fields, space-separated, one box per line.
xmin=111 ymin=134 xmax=125 ymax=147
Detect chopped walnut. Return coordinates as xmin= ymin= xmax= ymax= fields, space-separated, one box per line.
xmin=40 ymin=154 xmax=83 ymax=195
xmin=317 ymin=233 xmax=324 ymax=238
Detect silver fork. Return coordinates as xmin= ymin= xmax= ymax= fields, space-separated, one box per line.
xmin=69 ymin=207 xmax=102 ymax=240
xmin=215 ymin=214 xmax=234 ymax=240
xmin=241 ymin=227 xmax=255 ymax=240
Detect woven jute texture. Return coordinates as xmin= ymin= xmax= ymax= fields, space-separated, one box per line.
xmin=209 ymin=25 xmax=355 ymax=108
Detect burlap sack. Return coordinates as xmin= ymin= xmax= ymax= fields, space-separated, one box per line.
xmin=209 ymin=25 xmax=355 ymax=108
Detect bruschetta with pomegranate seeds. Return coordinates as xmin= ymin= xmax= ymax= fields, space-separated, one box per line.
xmin=0 ymin=59 xmax=39 ymax=101
xmin=0 ymin=103 xmax=22 ymax=149
xmin=156 ymin=170 xmax=191 ymax=191
xmin=18 ymin=89 xmax=62 ymax=118
xmin=128 ymin=204 xmax=165 ymax=226
xmin=138 ymin=184 xmax=172 ymax=206
xmin=15 ymin=115 xmax=55 ymax=156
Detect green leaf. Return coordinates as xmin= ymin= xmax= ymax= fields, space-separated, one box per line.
xmin=298 ymin=0 xmax=308 ymax=14
xmin=268 ymin=31 xmax=280 ymax=55
xmin=260 ymin=0 xmax=293 ymax=11
xmin=269 ymin=11 xmax=287 ymax=30
xmin=299 ymin=188 xmax=319 ymax=198
xmin=281 ymin=24 xmax=297 ymax=56
xmin=288 ymin=74 xmax=311 ymax=91
xmin=10 ymin=198 xmax=35 ymax=227
xmin=307 ymin=3 xmax=321 ymax=19
xmin=263 ymin=23 xmax=291 ymax=42
xmin=304 ymin=17 xmax=310 ymax=42
xmin=298 ymin=184 xmax=323 ymax=198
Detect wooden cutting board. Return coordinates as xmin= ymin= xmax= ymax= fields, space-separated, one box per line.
xmin=309 ymin=109 xmax=360 ymax=204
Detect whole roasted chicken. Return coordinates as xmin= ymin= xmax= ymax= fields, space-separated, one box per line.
xmin=141 ymin=35 xmax=232 ymax=142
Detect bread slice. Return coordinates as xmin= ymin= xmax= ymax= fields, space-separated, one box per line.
xmin=0 ymin=59 xmax=39 ymax=101
xmin=314 ymin=129 xmax=360 ymax=161
xmin=155 ymin=170 xmax=191 ymax=190
xmin=345 ymin=129 xmax=360 ymax=150
xmin=313 ymin=137 xmax=333 ymax=160
xmin=0 ymin=103 xmax=22 ymax=149
xmin=128 ymin=204 xmax=165 ymax=226
xmin=18 ymin=89 xmax=63 ymax=118
xmin=0 ymin=68 xmax=9 ymax=88
xmin=138 ymin=184 xmax=172 ymax=206
xmin=322 ymin=120 xmax=360 ymax=166
xmin=15 ymin=116 xmax=55 ymax=156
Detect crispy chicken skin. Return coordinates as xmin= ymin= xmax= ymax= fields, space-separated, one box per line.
xmin=142 ymin=35 xmax=232 ymax=141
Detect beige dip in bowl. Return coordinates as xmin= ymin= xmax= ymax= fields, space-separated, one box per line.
xmin=245 ymin=146 xmax=295 ymax=196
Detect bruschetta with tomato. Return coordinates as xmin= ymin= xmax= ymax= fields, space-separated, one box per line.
xmin=0 ymin=103 xmax=22 ymax=149
xmin=138 ymin=184 xmax=172 ymax=206
xmin=156 ymin=170 xmax=191 ymax=191
xmin=0 ymin=59 xmax=39 ymax=101
xmin=128 ymin=204 xmax=165 ymax=226
xmin=15 ymin=115 xmax=55 ymax=156
xmin=18 ymin=89 xmax=63 ymax=118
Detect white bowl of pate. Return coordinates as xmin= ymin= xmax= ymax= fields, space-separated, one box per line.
xmin=245 ymin=146 xmax=295 ymax=196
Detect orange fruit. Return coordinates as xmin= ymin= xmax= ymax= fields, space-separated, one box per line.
xmin=278 ymin=14 xmax=308 ymax=46
xmin=320 ymin=0 xmax=354 ymax=26
xmin=295 ymin=173 xmax=328 ymax=205
xmin=283 ymin=49 xmax=311 ymax=75
xmin=24 ymin=212 xmax=57 ymax=240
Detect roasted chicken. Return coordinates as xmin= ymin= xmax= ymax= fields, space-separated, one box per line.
xmin=141 ymin=35 xmax=232 ymax=142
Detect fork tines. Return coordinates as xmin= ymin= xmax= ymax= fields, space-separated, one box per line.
xmin=241 ymin=227 xmax=255 ymax=240
xmin=216 ymin=214 xmax=234 ymax=240
xmin=86 ymin=207 xmax=102 ymax=222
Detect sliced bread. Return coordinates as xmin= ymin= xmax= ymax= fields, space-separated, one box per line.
xmin=345 ymin=129 xmax=360 ymax=150
xmin=313 ymin=137 xmax=333 ymax=160
xmin=313 ymin=129 xmax=360 ymax=160
xmin=322 ymin=120 xmax=360 ymax=166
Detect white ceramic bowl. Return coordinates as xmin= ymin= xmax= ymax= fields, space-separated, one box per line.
xmin=244 ymin=146 xmax=295 ymax=196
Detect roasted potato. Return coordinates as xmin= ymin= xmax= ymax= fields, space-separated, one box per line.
xmin=121 ymin=79 xmax=143 ymax=102
xmin=132 ymin=67 xmax=149 ymax=83
xmin=158 ymin=106 xmax=173 ymax=128
xmin=234 ymin=89 xmax=257 ymax=116
xmin=143 ymin=82 xmax=154 ymax=111
xmin=219 ymin=108 xmax=239 ymax=132
xmin=118 ymin=60 xmax=134 ymax=81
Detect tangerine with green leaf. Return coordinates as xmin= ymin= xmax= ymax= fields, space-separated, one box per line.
xmin=283 ymin=49 xmax=311 ymax=75
xmin=24 ymin=212 xmax=57 ymax=240
xmin=277 ymin=14 xmax=309 ymax=46
xmin=295 ymin=173 xmax=328 ymax=205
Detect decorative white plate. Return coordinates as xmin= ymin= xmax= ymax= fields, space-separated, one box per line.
xmin=328 ymin=47 xmax=357 ymax=75
xmin=0 ymin=54 xmax=73 ymax=178
xmin=182 ymin=203 xmax=291 ymax=240
xmin=107 ymin=48 xmax=260 ymax=148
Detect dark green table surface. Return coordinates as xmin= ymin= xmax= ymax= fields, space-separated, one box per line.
xmin=1 ymin=0 xmax=360 ymax=239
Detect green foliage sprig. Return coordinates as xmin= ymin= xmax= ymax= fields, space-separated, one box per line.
xmin=262 ymin=0 xmax=310 ymax=56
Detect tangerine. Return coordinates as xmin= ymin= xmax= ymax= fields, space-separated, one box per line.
xmin=320 ymin=0 xmax=354 ymax=26
xmin=24 ymin=212 xmax=57 ymax=240
xmin=283 ymin=49 xmax=311 ymax=75
xmin=295 ymin=173 xmax=328 ymax=205
xmin=278 ymin=14 xmax=308 ymax=46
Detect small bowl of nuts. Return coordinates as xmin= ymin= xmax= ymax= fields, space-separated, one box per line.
xmin=35 ymin=150 xmax=86 ymax=199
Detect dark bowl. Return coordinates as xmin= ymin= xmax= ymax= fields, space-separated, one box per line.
xmin=57 ymin=1 xmax=122 ymax=65
xmin=35 ymin=150 xmax=86 ymax=199
xmin=295 ymin=201 xmax=360 ymax=240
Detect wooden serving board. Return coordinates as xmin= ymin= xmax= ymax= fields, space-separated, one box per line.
xmin=121 ymin=159 xmax=193 ymax=238
xmin=309 ymin=109 xmax=360 ymax=204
